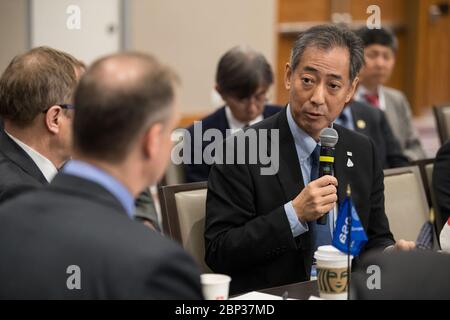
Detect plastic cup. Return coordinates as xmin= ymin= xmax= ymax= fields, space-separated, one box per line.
xmin=200 ymin=273 xmax=231 ymax=300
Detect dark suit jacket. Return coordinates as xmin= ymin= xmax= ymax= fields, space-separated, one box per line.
xmin=352 ymin=250 xmax=450 ymax=299
xmin=0 ymin=173 xmax=202 ymax=299
xmin=433 ymin=141 xmax=450 ymax=231
xmin=184 ymin=105 xmax=283 ymax=182
xmin=205 ymin=108 xmax=395 ymax=294
xmin=348 ymin=101 xmax=409 ymax=169
xmin=0 ymin=129 xmax=47 ymax=203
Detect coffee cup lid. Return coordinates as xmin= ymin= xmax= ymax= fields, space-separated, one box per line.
xmin=314 ymin=245 xmax=353 ymax=261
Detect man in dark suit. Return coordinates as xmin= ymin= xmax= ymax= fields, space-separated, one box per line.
xmin=433 ymin=141 xmax=450 ymax=232
xmin=0 ymin=53 xmax=202 ymax=299
xmin=0 ymin=47 xmax=83 ymax=203
xmin=184 ymin=46 xmax=282 ymax=182
xmin=354 ymin=27 xmax=425 ymax=161
xmin=205 ymin=25 xmax=415 ymax=294
xmin=0 ymin=48 xmax=157 ymax=229
xmin=335 ymin=100 xmax=408 ymax=168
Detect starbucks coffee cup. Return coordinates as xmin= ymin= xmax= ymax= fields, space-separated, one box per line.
xmin=314 ymin=245 xmax=353 ymax=300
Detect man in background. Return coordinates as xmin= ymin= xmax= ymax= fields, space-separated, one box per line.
xmin=184 ymin=46 xmax=282 ymax=182
xmin=335 ymin=100 xmax=409 ymax=168
xmin=0 ymin=52 xmax=202 ymax=299
xmin=0 ymin=48 xmax=159 ymax=232
xmin=0 ymin=47 xmax=83 ymax=203
xmin=355 ymin=27 xmax=425 ymax=160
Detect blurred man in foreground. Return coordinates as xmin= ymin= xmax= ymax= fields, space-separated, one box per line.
xmin=0 ymin=53 xmax=202 ymax=299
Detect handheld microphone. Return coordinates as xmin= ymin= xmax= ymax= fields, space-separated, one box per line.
xmin=317 ymin=127 xmax=339 ymax=225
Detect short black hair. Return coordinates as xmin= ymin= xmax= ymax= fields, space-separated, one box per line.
xmin=73 ymin=53 xmax=179 ymax=163
xmin=216 ymin=46 xmax=273 ymax=99
xmin=290 ymin=24 xmax=364 ymax=82
xmin=356 ymin=27 xmax=398 ymax=52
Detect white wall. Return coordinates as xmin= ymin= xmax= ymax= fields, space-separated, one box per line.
xmin=31 ymin=0 xmax=122 ymax=65
xmin=129 ymin=0 xmax=277 ymax=113
xmin=0 ymin=0 xmax=28 ymax=74
xmin=0 ymin=0 xmax=277 ymax=114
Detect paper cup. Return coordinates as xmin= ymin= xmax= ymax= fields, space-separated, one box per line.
xmin=314 ymin=245 xmax=353 ymax=300
xmin=200 ymin=273 xmax=231 ymax=300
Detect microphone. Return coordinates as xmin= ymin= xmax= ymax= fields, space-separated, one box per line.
xmin=317 ymin=127 xmax=339 ymax=225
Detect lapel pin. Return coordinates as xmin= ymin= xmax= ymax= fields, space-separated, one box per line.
xmin=347 ymin=158 xmax=354 ymax=168
xmin=356 ymin=119 xmax=366 ymax=129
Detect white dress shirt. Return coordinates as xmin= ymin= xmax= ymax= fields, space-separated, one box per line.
xmin=224 ymin=106 xmax=264 ymax=134
xmin=354 ymin=84 xmax=387 ymax=111
xmin=5 ymin=131 xmax=58 ymax=182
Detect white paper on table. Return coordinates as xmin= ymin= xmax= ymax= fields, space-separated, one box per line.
xmin=230 ymin=291 xmax=297 ymax=300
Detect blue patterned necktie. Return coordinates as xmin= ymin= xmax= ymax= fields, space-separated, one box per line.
xmin=310 ymin=145 xmax=332 ymax=252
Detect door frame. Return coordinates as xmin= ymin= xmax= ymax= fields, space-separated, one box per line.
xmin=26 ymin=0 xmax=131 ymax=51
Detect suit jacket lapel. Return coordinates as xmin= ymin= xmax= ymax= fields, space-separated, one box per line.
xmin=0 ymin=130 xmax=48 ymax=184
xmin=383 ymin=91 xmax=399 ymax=126
xmin=272 ymin=114 xmax=354 ymax=218
xmin=350 ymin=104 xmax=369 ymax=136
xmin=275 ymin=108 xmax=304 ymax=202
xmin=334 ymin=125 xmax=350 ymax=205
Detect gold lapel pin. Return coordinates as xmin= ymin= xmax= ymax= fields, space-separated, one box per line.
xmin=356 ymin=119 xmax=366 ymax=129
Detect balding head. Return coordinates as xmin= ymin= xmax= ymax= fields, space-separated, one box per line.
xmin=73 ymin=52 xmax=179 ymax=163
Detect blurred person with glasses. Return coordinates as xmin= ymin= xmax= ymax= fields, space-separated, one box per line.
xmin=184 ymin=46 xmax=282 ymax=182
xmin=0 ymin=47 xmax=83 ymax=203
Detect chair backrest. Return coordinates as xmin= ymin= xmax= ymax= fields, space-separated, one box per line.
xmin=383 ymin=166 xmax=430 ymax=241
xmin=159 ymin=182 xmax=211 ymax=272
xmin=426 ymin=162 xmax=446 ymax=235
xmin=425 ymin=163 xmax=434 ymax=193
xmin=160 ymin=132 xmax=186 ymax=186
xmin=163 ymin=160 xmax=186 ymax=186
xmin=433 ymin=104 xmax=450 ymax=144
xmin=405 ymin=160 xmax=447 ymax=243
xmin=411 ymin=158 xmax=435 ymax=207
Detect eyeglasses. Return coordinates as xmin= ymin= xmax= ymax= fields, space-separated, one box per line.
xmin=42 ymin=104 xmax=75 ymax=113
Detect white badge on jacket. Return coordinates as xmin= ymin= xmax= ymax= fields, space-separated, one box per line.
xmin=346 ymin=151 xmax=354 ymax=168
